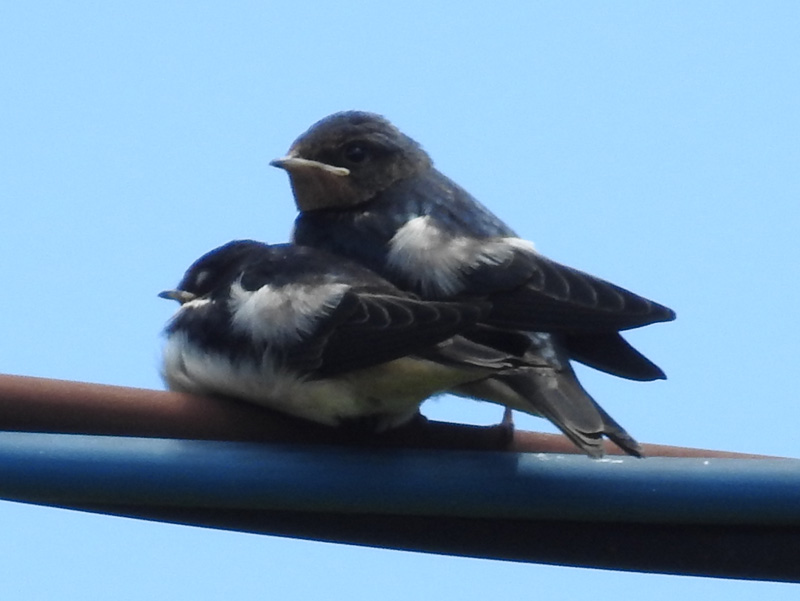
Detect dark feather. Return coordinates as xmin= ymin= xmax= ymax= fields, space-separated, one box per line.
xmin=563 ymin=332 xmax=667 ymax=381
xmin=293 ymin=292 xmax=487 ymax=378
xmin=471 ymin=253 xmax=676 ymax=333
xmin=490 ymin=370 xmax=642 ymax=458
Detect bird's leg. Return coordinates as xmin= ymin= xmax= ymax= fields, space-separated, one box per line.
xmin=491 ymin=407 xmax=515 ymax=447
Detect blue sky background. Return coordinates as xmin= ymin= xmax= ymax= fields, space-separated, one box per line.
xmin=2 ymin=2 xmax=799 ymax=597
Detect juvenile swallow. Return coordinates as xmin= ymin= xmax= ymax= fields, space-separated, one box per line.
xmin=159 ymin=240 xmax=642 ymax=455
xmin=271 ymin=112 xmax=675 ymax=377
xmin=159 ymin=240 xmax=529 ymax=432
xmin=269 ymin=111 xmax=676 ymax=453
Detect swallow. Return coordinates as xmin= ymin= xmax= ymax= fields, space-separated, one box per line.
xmin=159 ymin=240 xmax=531 ymax=432
xmin=269 ymin=111 xmax=677 ymax=453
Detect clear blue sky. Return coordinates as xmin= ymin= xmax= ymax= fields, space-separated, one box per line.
xmin=2 ymin=2 xmax=799 ymax=598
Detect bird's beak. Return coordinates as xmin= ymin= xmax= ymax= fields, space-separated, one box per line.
xmin=158 ymin=289 xmax=197 ymax=304
xmin=270 ymin=155 xmax=350 ymax=177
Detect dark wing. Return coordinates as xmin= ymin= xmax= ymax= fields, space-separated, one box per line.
xmin=294 ymin=171 xmax=674 ymax=334
xmin=288 ymin=292 xmax=487 ymax=378
xmin=414 ymin=332 xmax=527 ymax=371
xmin=401 ymin=172 xmax=675 ymax=333
xmin=462 ymin=248 xmax=676 ymax=332
xmin=408 ymin=174 xmax=674 ymax=331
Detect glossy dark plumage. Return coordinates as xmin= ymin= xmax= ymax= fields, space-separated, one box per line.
xmin=160 ymin=240 xmax=526 ymax=432
xmin=269 ymin=111 xmax=676 ymax=455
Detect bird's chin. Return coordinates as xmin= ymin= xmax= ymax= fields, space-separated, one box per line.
xmin=288 ymin=171 xmax=367 ymax=212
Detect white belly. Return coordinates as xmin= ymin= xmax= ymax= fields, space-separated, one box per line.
xmin=161 ymin=333 xmax=487 ymax=430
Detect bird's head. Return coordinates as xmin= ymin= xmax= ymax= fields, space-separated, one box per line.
xmin=159 ymin=240 xmax=267 ymax=304
xmin=271 ymin=111 xmax=432 ymax=212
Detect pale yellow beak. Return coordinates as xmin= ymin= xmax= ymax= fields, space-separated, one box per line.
xmin=158 ymin=289 xmax=197 ymax=304
xmin=270 ymin=155 xmax=350 ymax=177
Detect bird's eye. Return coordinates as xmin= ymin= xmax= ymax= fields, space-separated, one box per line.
xmin=343 ymin=142 xmax=368 ymax=163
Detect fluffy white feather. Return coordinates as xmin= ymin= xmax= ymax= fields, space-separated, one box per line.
xmin=161 ymin=330 xmax=484 ymax=430
xmin=387 ymin=215 xmax=535 ymax=296
xmin=228 ymin=280 xmax=350 ymax=345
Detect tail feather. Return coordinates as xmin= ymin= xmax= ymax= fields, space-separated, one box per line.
xmin=564 ymin=332 xmax=666 ymax=382
xmin=590 ymin=401 xmax=643 ymax=457
xmin=497 ymin=371 xmax=612 ymax=458
xmin=453 ymin=368 xmax=641 ymax=458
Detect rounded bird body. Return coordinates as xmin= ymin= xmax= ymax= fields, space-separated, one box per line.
xmin=271 ymin=111 xmax=677 ymax=456
xmin=160 ymin=241 xmax=523 ymax=432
